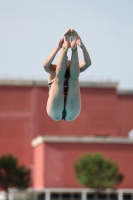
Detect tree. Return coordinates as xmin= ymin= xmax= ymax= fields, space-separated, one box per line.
xmin=0 ymin=155 xmax=31 ymax=200
xmin=74 ymin=153 xmax=124 ymax=190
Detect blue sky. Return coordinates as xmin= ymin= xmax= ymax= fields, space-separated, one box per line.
xmin=0 ymin=0 xmax=133 ymax=89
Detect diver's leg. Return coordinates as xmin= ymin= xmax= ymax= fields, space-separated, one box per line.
xmin=46 ymin=30 xmax=71 ymax=121
xmin=65 ymin=30 xmax=81 ymax=121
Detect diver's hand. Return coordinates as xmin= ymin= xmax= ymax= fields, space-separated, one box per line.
xmin=57 ymin=38 xmax=64 ymax=49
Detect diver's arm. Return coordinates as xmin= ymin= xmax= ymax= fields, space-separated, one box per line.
xmin=76 ymin=36 xmax=92 ymax=72
xmin=79 ymin=45 xmax=92 ymax=72
xmin=43 ymin=38 xmax=64 ymax=73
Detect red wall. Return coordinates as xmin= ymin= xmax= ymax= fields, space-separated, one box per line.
xmin=0 ymin=86 xmax=33 ymax=166
xmin=0 ymin=84 xmax=133 ymax=188
xmin=33 ymin=143 xmax=45 ymax=188
xmin=118 ymin=95 xmax=133 ymax=137
xmin=33 ymin=142 xmax=133 ymax=189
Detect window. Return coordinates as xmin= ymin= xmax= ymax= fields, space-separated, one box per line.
xmin=51 ymin=193 xmax=81 ymax=200
xmin=124 ymin=194 xmax=132 ymax=200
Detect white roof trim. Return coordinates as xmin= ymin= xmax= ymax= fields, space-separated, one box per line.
xmin=8 ymin=187 xmax=133 ymax=193
xmin=31 ymin=136 xmax=133 ymax=147
xmin=0 ymin=79 xmax=118 ymax=88
xmin=1 ymin=79 xmax=133 ymax=94
xmin=117 ymin=89 xmax=133 ymax=95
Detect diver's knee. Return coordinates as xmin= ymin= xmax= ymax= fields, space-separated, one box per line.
xmin=47 ymin=110 xmax=62 ymax=121
xmin=49 ymin=114 xmax=62 ymax=121
xmin=65 ymin=112 xmax=80 ymax=121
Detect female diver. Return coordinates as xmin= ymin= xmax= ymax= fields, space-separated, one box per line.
xmin=43 ymin=29 xmax=91 ymax=121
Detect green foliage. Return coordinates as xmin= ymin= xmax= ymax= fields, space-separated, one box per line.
xmin=0 ymin=154 xmax=31 ymax=192
xmin=74 ymin=153 xmax=124 ymax=189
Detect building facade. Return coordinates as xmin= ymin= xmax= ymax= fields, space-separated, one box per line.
xmin=0 ymin=80 xmax=133 ymax=192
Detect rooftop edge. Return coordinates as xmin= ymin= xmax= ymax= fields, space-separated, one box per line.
xmin=0 ymin=79 xmax=118 ymax=88
xmin=31 ymin=136 xmax=133 ymax=147
xmin=0 ymin=79 xmax=133 ymax=94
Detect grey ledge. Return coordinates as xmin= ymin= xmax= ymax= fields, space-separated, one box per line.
xmin=1 ymin=79 xmax=133 ymax=94
xmin=0 ymin=79 xmax=118 ymax=88
xmin=31 ymin=136 xmax=133 ymax=147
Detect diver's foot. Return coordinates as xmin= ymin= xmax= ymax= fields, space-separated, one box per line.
xmin=71 ymin=29 xmax=78 ymax=51
xmin=63 ymin=29 xmax=71 ymax=50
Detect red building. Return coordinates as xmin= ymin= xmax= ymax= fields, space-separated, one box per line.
xmin=0 ymin=79 xmax=133 ymax=191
